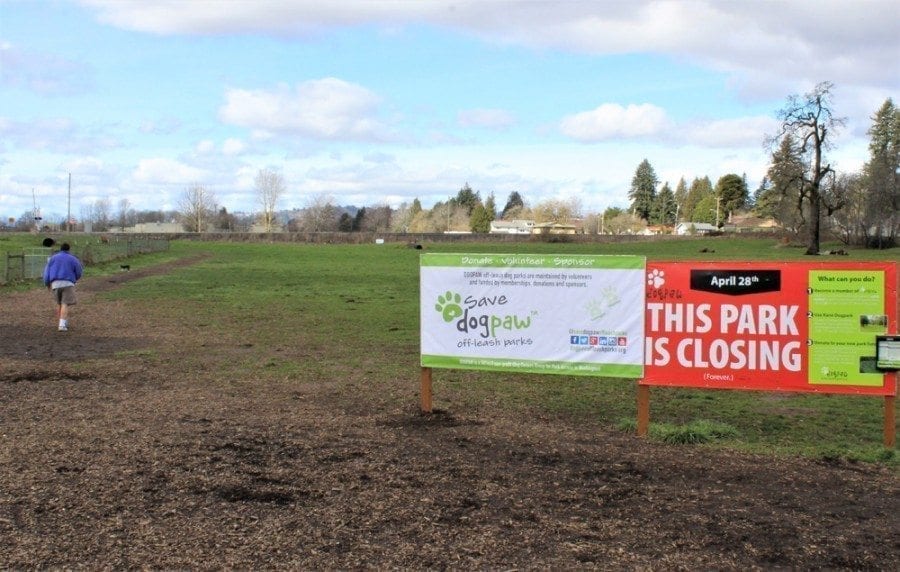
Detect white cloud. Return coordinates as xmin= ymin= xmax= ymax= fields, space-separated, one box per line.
xmin=222 ymin=138 xmax=246 ymax=156
xmin=219 ymin=78 xmax=385 ymax=141
xmin=0 ymin=117 xmax=119 ymax=154
xmin=138 ymin=117 xmax=182 ymax=135
xmin=560 ymin=103 xmax=669 ymax=142
xmin=132 ymin=158 xmax=207 ymax=185
xmin=80 ymin=1 xmax=899 ymax=99
xmin=680 ymin=116 xmax=779 ymax=148
xmin=80 ymin=1 xmax=438 ymax=34
xmin=458 ymin=108 xmax=516 ymax=130
xmin=195 ymin=140 xmax=216 ymax=154
xmin=0 ymin=42 xmax=93 ymax=95
xmin=64 ymin=157 xmax=107 ymax=176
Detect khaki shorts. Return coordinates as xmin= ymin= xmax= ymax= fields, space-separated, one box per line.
xmin=52 ymin=286 xmax=77 ymax=305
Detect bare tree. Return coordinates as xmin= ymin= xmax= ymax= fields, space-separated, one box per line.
xmin=293 ymin=193 xmax=340 ymax=232
xmin=407 ymin=208 xmax=434 ymax=232
xmin=361 ymin=204 xmax=392 ymax=232
xmin=430 ymin=202 xmax=470 ymax=232
xmin=532 ymin=197 xmax=582 ymax=223
xmin=79 ymin=203 xmax=94 ymax=232
xmin=117 ymin=198 xmax=132 ymax=231
xmin=178 ymin=184 xmax=217 ymax=232
xmin=255 ymin=168 xmax=285 ymax=232
xmin=93 ymin=197 xmax=111 ymax=232
xmin=767 ymin=81 xmax=846 ymax=254
xmin=390 ymin=201 xmax=415 ymax=232
xmin=605 ymin=212 xmax=646 ymax=235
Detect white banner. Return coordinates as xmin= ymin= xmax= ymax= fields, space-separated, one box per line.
xmin=420 ymin=253 xmax=646 ymax=377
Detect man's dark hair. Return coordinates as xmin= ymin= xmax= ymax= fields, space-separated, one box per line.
xmin=61 ymin=243 xmax=71 ymax=251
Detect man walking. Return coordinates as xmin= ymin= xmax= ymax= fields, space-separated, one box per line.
xmin=42 ymin=242 xmax=83 ymax=332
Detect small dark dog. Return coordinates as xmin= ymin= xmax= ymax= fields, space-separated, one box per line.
xmin=120 ymin=264 xmax=130 ymax=271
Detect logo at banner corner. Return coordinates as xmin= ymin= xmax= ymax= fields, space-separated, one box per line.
xmin=434 ymin=291 xmax=464 ymax=322
xmin=647 ymin=269 xmax=665 ymax=288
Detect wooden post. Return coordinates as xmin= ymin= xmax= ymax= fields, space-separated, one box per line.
xmin=420 ymin=367 xmax=433 ymax=414
xmin=885 ymin=395 xmax=896 ymax=448
xmin=637 ymin=384 xmax=650 ymax=437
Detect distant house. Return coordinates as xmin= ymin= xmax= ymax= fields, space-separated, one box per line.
xmin=124 ymin=222 xmax=184 ymax=233
xmin=674 ymin=222 xmax=718 ymax=235
xmin=722 ymin=214 xmax=779 ymax=233
xmin=489 ymin=219 xmax=535 ymax=234
xmin=532 ymin=222 xmax=578 ymax=235
xmin=641 ymin=225 xmax=670 ymax=236
xmin=249 ymin=223 xmax=284 ymax=233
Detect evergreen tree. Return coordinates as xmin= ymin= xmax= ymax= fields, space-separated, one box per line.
xmin=763 ymin=135 xmax=805 ymax=234
xmin=469 ymin=203 xmax=492 ymax=233
xmin=214 ymin=207 xmax=237 ymax=231
xmin=338 ymin=212 xmax=353 ymax=232
xmin=741 ymin=173 xmax=752 ymax=208
xmin=628 ymin=159 xmax=658 ymax=220
xmin=683 ymin=177 xmax=713 ymax=222
xmin=673 ymin=177 xmax=688 ymax=222
xmin=830 ymin=172 xmax=867 ymax=245
xmin=715 ymin=174 xmax=748 ymax=222
xmin=453 ymin=183 xmax=480 ymax=215
xmin=692 ymin=194 xmax=718 ymax=224
xmin=603 ymin=206 xmax=624 ymax=219
xmin=501 ymin=191 xmax=524 ymax=219
xmin=484 ymin=193 xmax=497 ymax=221
xmin=752 ymin=177 xmax=776 ymax=218
xmin=862 ymin=98 xmax=900 ymax=247
xmin=650 ymin=182 xmax=677 ymax=225
xmin=352 ymin=207 xmax=366 ymax=231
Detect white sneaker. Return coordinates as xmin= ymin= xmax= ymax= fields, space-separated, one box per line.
xmin=58 ymin=326 xmax=68 ymax=332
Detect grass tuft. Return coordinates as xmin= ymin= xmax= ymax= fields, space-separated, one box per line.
xmin=654 ymin=419 xmax=740 ymax=444
xmin=616 ymin=418 xmax=739 ymax=445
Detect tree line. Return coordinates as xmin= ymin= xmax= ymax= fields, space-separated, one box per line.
xmin=632 ymin=83 xmax=898 ymax=253
xmin=14 ymin=84 xmax=896 ymax=254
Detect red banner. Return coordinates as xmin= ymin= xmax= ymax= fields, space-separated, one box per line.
xmin=643 ymin=261 xmax=897 ymax=395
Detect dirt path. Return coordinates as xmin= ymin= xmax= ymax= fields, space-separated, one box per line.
xmin=1 ymin=259 xmax=898 ymax=569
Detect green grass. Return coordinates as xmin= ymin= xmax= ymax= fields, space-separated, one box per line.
xmin=0 ymin=232 xmax=178 ymax=288
xmin=0 ymin=233 xmax=50 ymax=251
xmin=5 ymin=235 xmax=898 ymax=463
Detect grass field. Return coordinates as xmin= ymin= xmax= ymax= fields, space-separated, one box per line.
xmin=4 ymin=234 xmax=898 ymax=463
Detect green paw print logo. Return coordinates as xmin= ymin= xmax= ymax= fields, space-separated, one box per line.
xmin=435 ymin=291 xmax=463 ymax=322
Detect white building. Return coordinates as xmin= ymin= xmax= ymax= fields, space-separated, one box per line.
xmin=124 ymin=222 xmax=184 ymax=233
xmin=674 ymin=222 xmax=718 ymax=235
xmin=489 ymin=219 xmax=535 ymax=234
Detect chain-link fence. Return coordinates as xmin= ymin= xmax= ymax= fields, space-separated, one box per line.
xmin=3 ymin=237 xmax=169 ymax=284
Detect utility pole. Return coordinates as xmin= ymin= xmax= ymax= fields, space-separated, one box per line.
xmin=32 ymin=189 xmax=41 ymax=232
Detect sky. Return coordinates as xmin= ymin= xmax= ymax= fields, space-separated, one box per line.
xmin=1 ymin=0 xmax=898 ymax=224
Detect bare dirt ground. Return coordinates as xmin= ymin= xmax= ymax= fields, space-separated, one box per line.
xmin=1 ymin=259 xmax=898 ymax=570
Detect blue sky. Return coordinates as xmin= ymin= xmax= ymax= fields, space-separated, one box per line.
xmin=1 ymin=0 xmax=898 ymax=223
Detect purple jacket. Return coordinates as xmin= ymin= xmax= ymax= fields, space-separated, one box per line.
xmin=43 ymin=250 xmax=83 ymax=286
